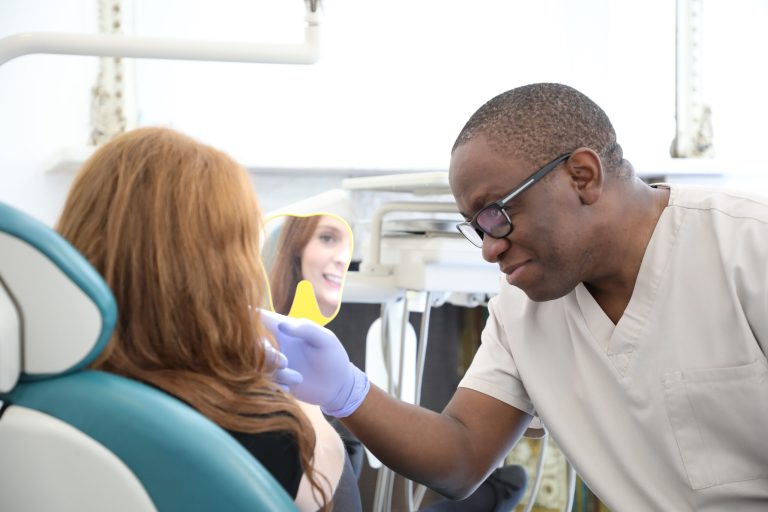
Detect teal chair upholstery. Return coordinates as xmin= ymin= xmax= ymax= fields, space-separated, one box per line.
xmin=0 ymin=202 xmax=298 ymax=512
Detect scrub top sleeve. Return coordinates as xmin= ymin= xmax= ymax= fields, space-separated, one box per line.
xmin=732 ymin=218 xmax=768 ymax=358
xmin=458 ymin=294 xmax=536 ymax=416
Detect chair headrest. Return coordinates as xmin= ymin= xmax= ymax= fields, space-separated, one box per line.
xmin=0 ymin=203 xmax=116 ymax=393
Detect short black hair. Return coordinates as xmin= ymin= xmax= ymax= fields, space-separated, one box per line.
xmin=453 ymin=83 xmax=626 ymax=175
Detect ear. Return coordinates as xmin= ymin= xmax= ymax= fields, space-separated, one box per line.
xmin=565 ymin=148 xmax=603 ymax=205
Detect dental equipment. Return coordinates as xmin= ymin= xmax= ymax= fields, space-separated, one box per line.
xmin=0 ymin=3 xmax=321 ymax=67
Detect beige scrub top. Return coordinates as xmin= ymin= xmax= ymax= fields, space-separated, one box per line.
xmin=460 ymin=185 xmax=768 ymax=511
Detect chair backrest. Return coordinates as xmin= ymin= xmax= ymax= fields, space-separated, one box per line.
xmin=0 ymin=202 xmax=298 ymax=512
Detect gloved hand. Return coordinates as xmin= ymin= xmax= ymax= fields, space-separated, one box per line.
xmin=259 ymin=309 xmax=370 ymax=417
xmin=262 ymin=339 xmax=303 ymax=392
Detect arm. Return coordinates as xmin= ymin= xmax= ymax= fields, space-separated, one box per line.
xmin=260 ymin=308 xmax=532 ymax=499
xmin=343 ymin=385 xmax=531 ymax=499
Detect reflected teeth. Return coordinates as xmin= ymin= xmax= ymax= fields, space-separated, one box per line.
xmin=324 ymin=274 xmax=341 ymax=284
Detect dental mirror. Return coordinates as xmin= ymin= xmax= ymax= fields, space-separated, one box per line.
xmin=261 ymin=213 xmax=353 ymax=326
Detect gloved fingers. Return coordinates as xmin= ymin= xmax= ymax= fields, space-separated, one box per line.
xmin=274 ymin=367 xmax=303 ymax=389
xmin=262 ymin=339 xmax=288 ymax=370
xmin=258 ymin=308 xmax=283 ymax=332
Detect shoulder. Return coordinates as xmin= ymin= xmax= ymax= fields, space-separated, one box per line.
xmin=294 ymin=402 xmax=346 ymax=511
xmin=665 ymin=184 xmax=768 ymax=224
xmin=661 ymin=185 xmax=768 ymax=258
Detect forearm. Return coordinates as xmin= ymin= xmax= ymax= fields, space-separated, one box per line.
xmin=341 ymin=385 xmax=516 ymax=499
xmin=262 ymin=311 xmax=529 ymax=497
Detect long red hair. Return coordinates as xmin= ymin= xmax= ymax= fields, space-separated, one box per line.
xmin=56 ymin=127 xmax=329 ymax=509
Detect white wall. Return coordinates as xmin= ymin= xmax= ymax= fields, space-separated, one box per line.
xmin=130 ymin=0 xmax=676 ymax=171
xmin=700 ymin=0 xmax=768 ymax=189
xmin=1 ymin=0 xmax=766 ymax=225
xmin=0 ymin=0 xmax=97 ymax=224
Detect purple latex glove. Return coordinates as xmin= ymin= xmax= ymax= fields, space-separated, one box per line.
xmin=259 ymin=309 xmax=370 ymax=417
xmin=262 ymin=338 xmax=303 ymax=392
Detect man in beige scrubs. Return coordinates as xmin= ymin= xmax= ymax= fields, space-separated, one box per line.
xmin=271 ymin=83 xmax=768 ymax=511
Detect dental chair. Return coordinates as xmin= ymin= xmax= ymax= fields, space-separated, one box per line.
xmin=0 ymin=202 xmax=297 ymax=512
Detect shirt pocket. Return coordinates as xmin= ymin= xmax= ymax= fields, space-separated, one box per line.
xmin=662 ymin=357 xmax=768 ymax=490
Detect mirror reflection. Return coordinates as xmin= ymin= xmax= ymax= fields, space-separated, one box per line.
xmin=262 ymin=213 xmax=353 ymax=325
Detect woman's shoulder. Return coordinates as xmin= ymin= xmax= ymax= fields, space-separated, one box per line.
xmin=294 ymin=402 xmax=347 ymax=511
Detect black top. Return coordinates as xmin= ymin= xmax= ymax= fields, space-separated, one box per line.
xmin=229 ymin=429 xmax=362 ymax=512
xmin=157 ymin=386 xmax=303 ymax=499
xmin=227 ymin=429 xmax=303 ymax=499
xmin=162 ymin=386 xmax=360 ymax=509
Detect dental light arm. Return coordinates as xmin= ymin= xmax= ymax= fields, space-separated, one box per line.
xmin=0 ymin=2 xmax=321 ymax=67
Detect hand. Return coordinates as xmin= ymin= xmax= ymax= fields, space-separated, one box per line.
xmin=259 ymin=309 xmax=370 ymax=417
xmin=262 ymin=339 xmax=303 ymax=392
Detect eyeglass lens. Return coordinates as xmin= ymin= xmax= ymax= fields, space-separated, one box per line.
xmin=475 ymin=207 xmax=509 ymax=237
xmin=457 ymin=224 xmax=483 ymax=247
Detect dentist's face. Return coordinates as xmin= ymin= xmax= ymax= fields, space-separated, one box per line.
xmin=450 ymin=135 xmax=591 ymax=302
xmin=300 ymin=216 xmax=352 ymax=316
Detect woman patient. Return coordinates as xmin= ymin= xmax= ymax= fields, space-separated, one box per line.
xmin=268 ymin=214 xmax=352 ymax=320
xmin=55 ymin=126 xmax=359 ymax=512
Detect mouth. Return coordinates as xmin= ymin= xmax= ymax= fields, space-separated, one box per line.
xmin=501 ymin=260 xmax=530 ymax=285
xmin=323 ymin=274 xmax=342 ymax=286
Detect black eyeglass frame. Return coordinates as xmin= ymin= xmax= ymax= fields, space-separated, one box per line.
xmin=456 ymin=152 xmax=572 ymax=247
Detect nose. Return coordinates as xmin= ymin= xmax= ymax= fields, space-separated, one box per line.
xmin=334 ymin=247 xmax=351 ymax=266
xmin=481 ymin=235 xmax=509 ymax=263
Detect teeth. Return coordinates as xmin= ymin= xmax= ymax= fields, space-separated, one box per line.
xmin=324 ymin=274 xmax=341 ymax=284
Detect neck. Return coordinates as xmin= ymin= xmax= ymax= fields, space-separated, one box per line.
xmin=585 ymin=180 xmax=669 ymax=324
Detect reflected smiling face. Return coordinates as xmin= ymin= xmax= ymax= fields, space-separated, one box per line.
xmin=300 ymin=215 xmax=352 ymax=316
xmin=449 ymin=135 xmax=596 ymax=302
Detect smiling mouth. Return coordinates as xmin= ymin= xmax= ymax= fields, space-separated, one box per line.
xmin=323 ymin=274 xmax=342 ymax=285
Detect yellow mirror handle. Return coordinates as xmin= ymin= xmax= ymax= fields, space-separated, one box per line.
xmin=287 ymin=279 xmax=334 ymax=326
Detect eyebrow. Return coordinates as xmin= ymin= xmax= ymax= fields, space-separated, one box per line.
xmin=317 ymin=224 xmax=344 ymax=235
xmin=458 ymin=195 xmax=488 ymax=220
xmin=460 ymin=192 xmax=499 ymax=221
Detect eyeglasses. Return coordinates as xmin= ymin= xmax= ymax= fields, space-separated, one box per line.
xmin=456 ymin=153 xmax=572 ymax=248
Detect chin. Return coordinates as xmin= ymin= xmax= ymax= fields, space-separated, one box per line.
xmin=523 ymin=291 xmax=558 ymax=303
xmin=520 ymin=284 xmax=570 ymax=303
xmin=318 ymin=302 xmax=337 ymax=317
